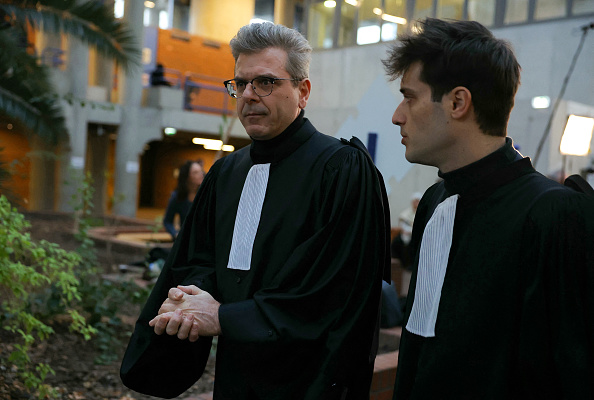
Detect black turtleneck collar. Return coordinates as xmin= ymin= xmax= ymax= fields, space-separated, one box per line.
xmin=250 ymin=109 xmax=313 ymax=164
xmin=439 ymin=137 xmax=525 ymax=196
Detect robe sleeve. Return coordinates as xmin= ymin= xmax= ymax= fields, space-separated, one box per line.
xmin=519 ymin=189 xmax=594 ymax=397
xmin=217 ymin=145 xmax=390 ymax=392
xmin=120 ymin=162 xmax=221 ymax=398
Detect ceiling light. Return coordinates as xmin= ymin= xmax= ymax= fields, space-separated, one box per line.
xmin=373 ymin=7 xmax=383 ymax=15
xmin=324 ymin=1 xmax=337 ymax=8
xmin=531 ymin=96 xmax=551 ymax=109
xmin=144 ymin=1 xmax=155 ymax=8
xmin=381 ymin=13 xmax=407 ymax=25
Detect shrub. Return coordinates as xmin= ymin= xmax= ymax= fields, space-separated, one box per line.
xmin=0 ymin=195 xmax=96 ymax=398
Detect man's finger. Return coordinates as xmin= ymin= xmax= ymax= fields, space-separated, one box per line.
xmin=168 ymin=287 xmax=184 ymax=300
xmin=152 ymin=313 xmax=172 ymax=335
xmin=177 ymin=314 xmax=194 ymax=340
xmin=178 ymin=285 xmax=201 ymax=295
xmin=189 ymin=320 xmax=200 ymax=342
xmin=165 ymin=309 xmax=183 ymax=336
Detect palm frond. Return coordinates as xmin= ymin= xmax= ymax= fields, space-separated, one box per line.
xmin=0 ymin=0 xmax=141 ymax=71
xmin=0 ymin=85 xmax=67 ymax=146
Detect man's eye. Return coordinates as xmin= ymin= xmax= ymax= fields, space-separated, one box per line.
xmin=257 ymin=78 xmax=274 ymax=87
xmin=236 ymin=81 xmax=247 ymax=89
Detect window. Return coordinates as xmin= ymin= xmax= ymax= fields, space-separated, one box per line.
xmin=339 ymin=0 xmax=358 ymax=46
xmin=437 ymin=0 xmax=464 ymax=20
xmin=467 ymin=0 xmax=495 ymax=26
xmin=535 ymin=0 xmax=566 ymax=20
xmin=308 ymin=1 xmax=335 ymax=48
xmin=357 ymin=0 xmax=382 ymax=45
xmin=573 ymin=0 xmax=594 ymax=15
xmin=414 ymin=0 xmax=434 ymax=20
xmin=504 ymin=0 xmax=529 ymax=24
xmin=383 ymin=0 xmax=407 ymax=41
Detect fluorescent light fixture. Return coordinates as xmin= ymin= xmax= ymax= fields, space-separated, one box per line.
xmin=324 ymin=0 xmax=337 ymax=8
xmin=559 ymin=115 xmax=594 ymax=156
xmin=345 ymin=0 xmax=358 ymax=5
xmin=381 ymin=13 xmax=407 ymax=24
xmin=531 ymin=96 xmax=551 ymax=109
xmin=373 ymin=7 xmax=383 ymax=15
xmin=164 ymin=127 xmax=177 ymax=135
xmin=192 ymin=138 xmax=234 ymax=152
xmin=144 ymin=1 xmax=155 ymax=8
xmin=192 ymin=138 xmax=221 ymax=146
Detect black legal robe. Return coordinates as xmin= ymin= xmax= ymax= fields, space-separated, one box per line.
xmin=394 ymin=138 xmax=594 ymax=399
xmin=121 ymin=116 xmax=391 ymax=399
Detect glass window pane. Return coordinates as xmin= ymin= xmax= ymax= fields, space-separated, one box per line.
xmin=357 ymin=0 xmax=382 ymax=45
xmin=505 ymin=0 xmax=529 ymax=24
xmin=437 ymin=0 xmax=464 ymax=20
xmin=339 ymin=0 xmax=358 ymax=47
xmin=383 ymin=0 xmax=407 ymax=40
xmin=573 ymin=0 xmax=594 ymax=14
xmin=535 ymin=0 xmax=567 ymax=20
xmin=308 ymin=1 xmax=335 ymax=49
xmin=467 ymin=0 xmax=495 ymax=26
xmin=414 ymin=0 xmax=434 ymax=20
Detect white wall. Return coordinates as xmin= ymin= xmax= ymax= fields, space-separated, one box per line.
xmin=307 ymin=17 xmax=594 ymax=224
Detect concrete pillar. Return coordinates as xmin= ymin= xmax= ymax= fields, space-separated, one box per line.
xmin=56 ymin=36 xmax=90 ymax=213
xmin=112 ymin=0 xmax=144 ymax=217
xmin=27 ymin=31 xmax=63 ymax=211
xmin=87 ymin=125 xmax=110 ymax=215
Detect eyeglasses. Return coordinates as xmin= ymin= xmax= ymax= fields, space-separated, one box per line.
xmin=223 ymin=76 xmax=300 ymax=99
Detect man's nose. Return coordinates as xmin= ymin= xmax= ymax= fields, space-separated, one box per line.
xmin=242 ymin=83 xmax=259 ymax=102
xmin=392 ymin=103 xmax=405 ymax=126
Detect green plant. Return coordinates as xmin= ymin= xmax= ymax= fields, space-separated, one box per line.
xmin=0 ymin=195 xmax=96 ymax=398
xmin=66 ymin=171 xmax=150 ymax=364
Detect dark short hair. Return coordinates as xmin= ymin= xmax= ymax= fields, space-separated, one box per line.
xmin=383 ymin=18 xmax=521 ymax=137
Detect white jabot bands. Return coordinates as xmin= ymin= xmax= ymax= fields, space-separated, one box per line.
xmin=406 ymin=194 xmax=459 ymax=337
xmin=227 ymin=163 xmax=271 ymax=271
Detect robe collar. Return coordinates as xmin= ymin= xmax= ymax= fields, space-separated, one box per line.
xmin=438 ymin=137 xmax=525 ymax=197
xmin=250 ymin=109 xmax=314 ymax=164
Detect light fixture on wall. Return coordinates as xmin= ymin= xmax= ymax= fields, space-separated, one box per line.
xmin=531 ymin=96 xmax=551 ymax=109
xmin=559 ymin=115 xmax=594 ymax=156
xmin=192 ymin=137 xmax=234 ymax=152
xmin=324 ymin=0 xmax=336 ymax=8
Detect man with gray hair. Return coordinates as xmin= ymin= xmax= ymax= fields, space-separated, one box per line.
xmin=121 ymin=22 xmax=391 ymax=399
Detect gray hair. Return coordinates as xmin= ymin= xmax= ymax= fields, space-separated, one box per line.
xmin=230 ymin=22 xmax=312 ymax=81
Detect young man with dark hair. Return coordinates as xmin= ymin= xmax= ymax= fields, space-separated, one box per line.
xmin=384 ymin=18 xmax=594 ymax=399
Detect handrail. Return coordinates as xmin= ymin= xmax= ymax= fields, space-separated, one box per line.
xmin=183 ymin=73 xmax=234 ymax=115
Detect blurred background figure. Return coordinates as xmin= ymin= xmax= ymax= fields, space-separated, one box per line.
xmin=391 ymin=192 xmax=421 ymax=270
xmin=163 ymin=159 xmax=204 ymax=240
xmin=149 ymin=63 xmax=172 ymax=87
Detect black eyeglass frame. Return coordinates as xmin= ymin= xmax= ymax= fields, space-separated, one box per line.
xmin=223 ymin=77 xmax=301 ymax=99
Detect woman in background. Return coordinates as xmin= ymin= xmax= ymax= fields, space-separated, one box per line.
xmin=163 ymin=159 xmax=204 ymax=240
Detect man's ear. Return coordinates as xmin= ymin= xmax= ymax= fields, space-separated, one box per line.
xmin=448 ymin=86 xmax=472 ymax=120
xmin=298 ymin=78 xmax=311 ymax=109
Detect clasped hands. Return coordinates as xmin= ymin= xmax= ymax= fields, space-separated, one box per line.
xmin=149 ymin=285 xmax=221 ymax=342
